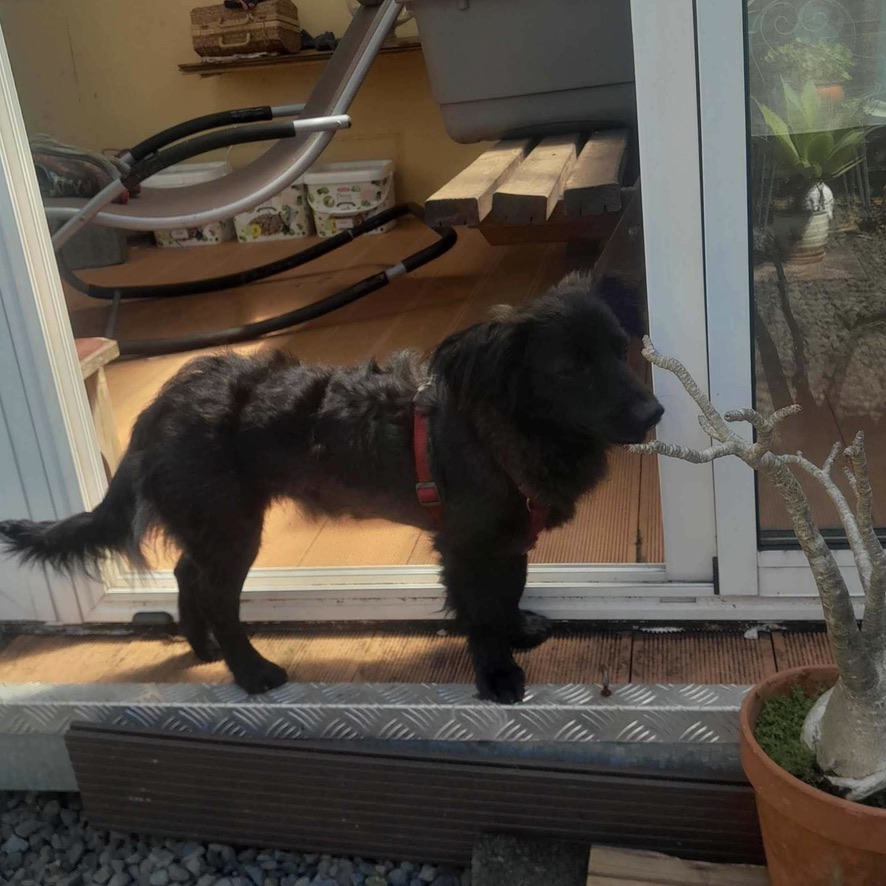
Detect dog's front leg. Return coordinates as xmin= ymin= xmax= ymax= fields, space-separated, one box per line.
xmin=440 ymin=548 xmax=530 ymax=704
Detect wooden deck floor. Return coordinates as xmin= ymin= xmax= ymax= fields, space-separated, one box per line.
xmin=0 ymin=627 xmax=831 ymax=686
xmin=65 ymin=221 xmax=663 ymax=569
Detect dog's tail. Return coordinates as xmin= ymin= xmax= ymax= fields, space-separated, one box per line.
xmin=0 ymin=452 xmax=147 ymax=575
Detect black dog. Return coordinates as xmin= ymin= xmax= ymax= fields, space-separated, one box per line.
xmin=0 ymin=273 xmax=662 ymax=703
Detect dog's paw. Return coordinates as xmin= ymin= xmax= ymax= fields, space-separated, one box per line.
xmin=235 ymin=659 xmax=289 ymax=695
xmin=511 ymin=610 xmax=553 ymax=651
xmin=476 ymin=661 xmax=526 ymax=705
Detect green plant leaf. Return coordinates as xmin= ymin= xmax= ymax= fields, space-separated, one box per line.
xmin=758 ymin=102 xmax=802 ymax=168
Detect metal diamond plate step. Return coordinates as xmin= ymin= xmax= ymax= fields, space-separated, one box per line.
xmin=0 ymin=682 xmax=749 ymax=790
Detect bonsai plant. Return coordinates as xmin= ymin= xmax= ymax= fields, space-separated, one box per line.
xmin=630 ymin=337 xmax=886 ymax=884
xmin=757 ymin=80 xmax=866 ymax=261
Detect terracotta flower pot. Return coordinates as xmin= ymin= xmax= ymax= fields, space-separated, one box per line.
xmin=740 ymin=666 xmax=886 ymax=885
xmin=816 ymin=84 xmax=845 ymax=102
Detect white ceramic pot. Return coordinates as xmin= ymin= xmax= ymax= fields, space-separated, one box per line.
xmin=774 ymin=182 xmax=832 ymax=263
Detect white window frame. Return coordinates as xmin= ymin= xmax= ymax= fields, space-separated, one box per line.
xmin=0 ymin=5 xmax=732 ymax=627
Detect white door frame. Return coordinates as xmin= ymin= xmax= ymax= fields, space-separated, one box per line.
xmin=697 ymin=0 xmax=866 ymax=602
xmin=0 ymin=5 xmax=725 ymax=627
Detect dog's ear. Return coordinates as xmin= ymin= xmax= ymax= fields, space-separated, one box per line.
xmin=430 ymin=318 xmax=529 ymax=414
xmin=595 ymin=275 xmax=646 ymax=339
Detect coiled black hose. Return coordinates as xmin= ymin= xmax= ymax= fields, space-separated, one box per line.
xmin=60 ymin=203 xmax=457 ymax=357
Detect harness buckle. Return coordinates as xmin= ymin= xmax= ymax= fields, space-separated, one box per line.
xmin=416 ymin=481 xmax=441 ymax=508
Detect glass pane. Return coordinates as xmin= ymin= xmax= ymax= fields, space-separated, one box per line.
xmin=747 ymin=0 xmax=886 ymax=545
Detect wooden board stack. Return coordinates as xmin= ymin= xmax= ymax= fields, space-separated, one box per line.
xmin=425 ymin=130 xmax=632 ymax=245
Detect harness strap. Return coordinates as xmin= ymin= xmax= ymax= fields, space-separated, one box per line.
xmin=413 ymin=406 xmax=444 ymax=525
xmin=412 ymin=403 xmax=548 ymax=552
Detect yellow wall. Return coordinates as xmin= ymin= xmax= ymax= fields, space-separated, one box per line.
xmin=0 ymin=0 xmax=485 ymax=202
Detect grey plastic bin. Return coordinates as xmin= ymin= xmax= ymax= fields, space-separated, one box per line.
xmin=406 ymin=0 xmax=636 ymax=144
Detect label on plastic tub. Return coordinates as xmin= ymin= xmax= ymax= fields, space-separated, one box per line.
xmin=306 ymin=167 xmax=396 ymax=238
xmin=234 ymin=181 xmax=314 ymax=242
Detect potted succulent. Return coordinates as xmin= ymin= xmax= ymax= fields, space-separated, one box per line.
xmin=757 ymin=81 xmax=865 ymax=261
xmin=631 ymin=338 xmax=886 ymax=885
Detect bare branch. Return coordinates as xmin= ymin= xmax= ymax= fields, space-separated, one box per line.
xmin=823 ymin=441 xmax=841 ymax=477
xmin=640 ymin=337 xmax=737 ymax=443
xmin=725 ymin=405 xmax=803 ymax=457
xmin=781 ymin=448 xmax=871 ymax=590
xmin=843 ymin=465 xmax=859 ymax=497
xmin=636 ymin=337 xmax=876 ymax=698
xmin=757 ymin=454 xmax=876 ymax=695
xmin=628 ymin=440 xmax=744 ymax=464
xmin=698 ymin=415 xmax=718 ymax=438
xmin=845 ymin=433 xmax=886 ymax=647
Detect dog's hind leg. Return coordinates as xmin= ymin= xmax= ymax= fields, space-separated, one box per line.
xmin=440 ymin=548 xmax=530 ymax=704
xmin=174 ymin=555 xmax=222 ymax=663
xmin=511 ymin=610 xmax=553 ymax=651
xmin=180 ymin=523 xmax=287 ymax=695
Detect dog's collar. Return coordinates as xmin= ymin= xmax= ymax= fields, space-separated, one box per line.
xmin=412 ymin=387 xmax=548 ymax=552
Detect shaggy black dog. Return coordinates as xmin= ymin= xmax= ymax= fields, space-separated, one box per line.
xmin=0 ymin=273 xmax=662 ymax=704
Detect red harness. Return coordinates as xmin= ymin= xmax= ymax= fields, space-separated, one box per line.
xmin=412 ymin=404 xmax=549 ymax=552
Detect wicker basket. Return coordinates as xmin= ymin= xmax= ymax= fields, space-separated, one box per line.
xmin=190 ymin=0 xmax=301 ymax=58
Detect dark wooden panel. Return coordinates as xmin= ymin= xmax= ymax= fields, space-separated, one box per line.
xmin=67 ymin=725 xmax=764 ymax=867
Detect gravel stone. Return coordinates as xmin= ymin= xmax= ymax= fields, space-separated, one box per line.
xmin=1 ymin=792 xmax=467 ymax=886
xmin=5 ymin=849 xmax=23 ymax=869
xmin=184 ymin=854 xmax=205 ymax=877
xmin=15 ymin=817 xmax=43 ymax=838
xmin=2 ymin=834 xmax=29 ymax=853
xmin=167 ymin=862 xmax=191 ymax=883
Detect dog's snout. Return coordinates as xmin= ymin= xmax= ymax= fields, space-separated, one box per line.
xmin=635 ymin=399 xmax=665 ymax=429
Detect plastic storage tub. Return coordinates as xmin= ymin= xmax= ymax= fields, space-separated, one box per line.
xmin=234 ymin=177 xmax=314 ymax=242
xmin=305 ymin=160 xmax=396 ymax=237
xmin=142 ymin=161 xmax=235 ymax=247
xmin=405 ymin=0 xmax=636 ymax=144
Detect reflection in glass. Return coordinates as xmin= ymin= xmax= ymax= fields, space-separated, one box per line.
xmin=747 ymin=0 xmax=886 ymax=543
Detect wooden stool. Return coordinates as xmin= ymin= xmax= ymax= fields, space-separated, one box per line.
xmin=587 ymin=846 xmax=769 ymax=885
xmin=75 ymin=337 xmax=122 ymax=481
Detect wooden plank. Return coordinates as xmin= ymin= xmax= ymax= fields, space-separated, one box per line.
xmin=638 ymin=454 xmax=664 ymax=563
xmin=75 ymin=336 xmax=119 ymax=379
xmin=491 ymin=135 xmax=581 ymax=225
xmin=522 ymin=629 xmax=631 ymax=685
xmin=565 ymin=129 xmax=629 ymax=217
xmin=480 ymin=202 xmax=622 ymax=246
xmin=424 ymin=139 xmax=534 ymax=228
xmin=587 ymin=846 xmax=769 ymax=885
xmin=772 ymin=630 xmax=832 ymax=671
xmin=532 ymin=448 xmax=640 ymax=564
xmin=630 ymin=631 xmax=777 ymax=684
xmin=178 ymin=37 xmax=422 ymax=76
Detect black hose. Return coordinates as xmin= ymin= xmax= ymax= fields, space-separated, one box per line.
xmin=61 ymin=221 xmax=368 ymax=300
xmin=129 ymin=121 xmax=303 ymax=184
xmin=62 ymin=204 xmax=457 ymax=358
xmin=127 ymin=106 xmax=274 ymax=163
